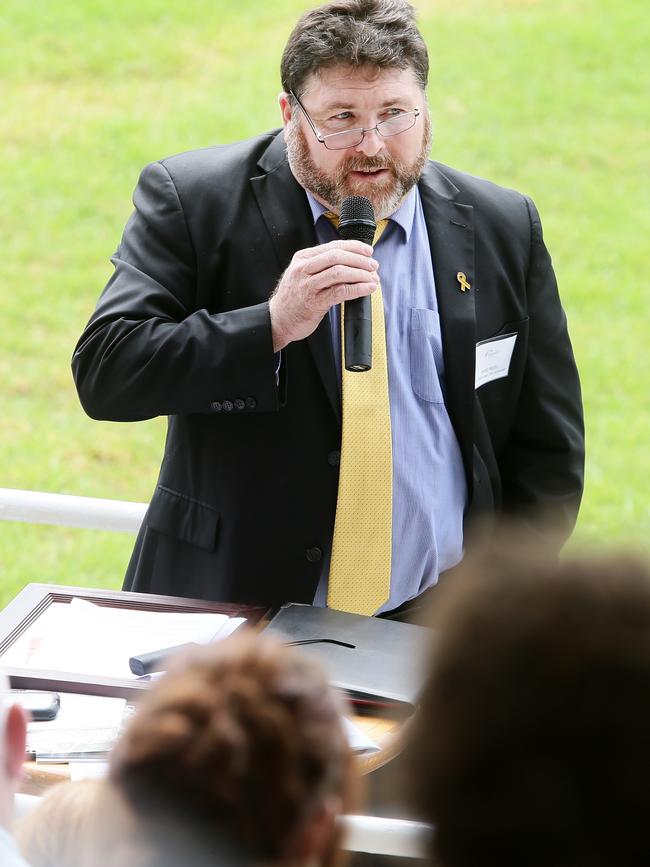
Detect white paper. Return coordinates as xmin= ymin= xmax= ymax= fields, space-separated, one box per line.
xmin=475 ymin=333 xmax=517 ymax=389
xmin=69 ymin=761 xmax=109 ymax=781
xmin=343 ymin=716 xmax=380 ymax=755
xmin=27 ymin=693 xmax=126 ymax=734
xmin=0 ymin=604 xmax=72 ymax=667
xmin=26 ymin=693 xmax=126 ymax=758
xmin=9 ymin=599 xmax=245 ymax=679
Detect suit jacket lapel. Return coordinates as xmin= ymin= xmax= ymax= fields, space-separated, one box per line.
xmin=419 ymin=163 xmax=476 ymax=498
xmin=250 ymin=132 xmax=340 ymax=420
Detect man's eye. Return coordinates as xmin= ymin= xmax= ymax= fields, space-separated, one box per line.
xmin=383 ymin=107 xmax=405 ymax=118
xmin=332 ymin=111 xmax=353 ymax=121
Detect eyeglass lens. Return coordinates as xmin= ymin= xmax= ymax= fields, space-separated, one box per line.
xmin=322 ymin=111 xmax=418 ymax=150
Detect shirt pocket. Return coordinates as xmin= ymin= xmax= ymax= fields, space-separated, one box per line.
xmin=410 ymin=307 xmax=445 ymax=403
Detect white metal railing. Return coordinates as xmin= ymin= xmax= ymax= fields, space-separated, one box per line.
xmin=0 ymin=487 xmax=147 ymax=533
xmin=341 ymin=814 xmax=431 ymax=857
xmin=3 ymin=487 xmax=434 ymax=859
xmin=13 ymin=795 xmax=431 ymax=857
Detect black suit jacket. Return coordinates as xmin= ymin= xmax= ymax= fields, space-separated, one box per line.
xmin=72 ymin=130 xmax=584 ymax=607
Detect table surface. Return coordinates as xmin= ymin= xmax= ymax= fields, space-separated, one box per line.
xmin=21 ymin=708 xmax=407 ymax=795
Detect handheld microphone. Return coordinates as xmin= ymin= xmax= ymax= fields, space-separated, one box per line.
xmin=338 ymin=195 xmax=376 ymax=372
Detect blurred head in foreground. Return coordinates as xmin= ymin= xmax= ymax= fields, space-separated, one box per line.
xmin=409 ymin=537 xmax=650 ymax=867
xmin=16 ymin=779 xmax=135 ymax=867
xmin=109 ymin=631 xmax=356 ymax=867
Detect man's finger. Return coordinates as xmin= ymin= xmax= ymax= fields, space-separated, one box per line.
xmin=299 ymin=239 xmax=374 ymax=259
xmin=302 ymin=248 xmax=379 ymax=277
xmin=310 ymin=265 xmax=380 ymax=293
xmin=321 ymin=281 xmax=378 ymax=307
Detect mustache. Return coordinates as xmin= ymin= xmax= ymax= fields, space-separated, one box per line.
xmin=339 ymin=155 xmax=396 ymax=173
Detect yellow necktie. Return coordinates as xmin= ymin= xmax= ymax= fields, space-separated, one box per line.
xmin=326 ymin=217 xmax=392 ymax=615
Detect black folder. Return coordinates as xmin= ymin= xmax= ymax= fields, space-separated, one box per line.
xmin=265 ymin=603 xmax=431 ymax=710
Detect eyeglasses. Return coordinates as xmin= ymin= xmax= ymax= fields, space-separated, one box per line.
xmin=290 ymin=91 xmax=420 ymax=151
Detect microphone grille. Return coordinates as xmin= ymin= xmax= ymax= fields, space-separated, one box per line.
xmin=338 ymin=196 xmax=376 ymax=245
xmin=339 ymin=195 xmax=375 ymax=224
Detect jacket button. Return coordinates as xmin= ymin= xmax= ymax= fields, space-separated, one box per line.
xmin=327 ymin=450 xmax=341 ymax=467
xmin=246 ymin=396 xmax=257 ymax=409
xmin=211 ymin=401 xmax=222 ymax=412
xmin=222 ymin=400 xmax=234 ymax=412
xmin=234 ymin=399 xmax=245 ymax=410
xmin=305 ymin=547 xmax=322 ymax=563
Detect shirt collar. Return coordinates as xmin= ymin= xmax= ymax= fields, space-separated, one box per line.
xmin=305 ymin=186 xmax=418 ymax=242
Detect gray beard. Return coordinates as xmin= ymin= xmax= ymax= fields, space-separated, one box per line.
xmin=285 ymin=113 xmax=432 ymax=220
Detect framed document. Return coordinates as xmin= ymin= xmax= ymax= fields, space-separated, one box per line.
xmin=0 ymin=583 xmax=267 ymax=700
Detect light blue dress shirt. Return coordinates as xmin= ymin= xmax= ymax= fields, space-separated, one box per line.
xmin=308 ymin=187 xmax=467 ymax=614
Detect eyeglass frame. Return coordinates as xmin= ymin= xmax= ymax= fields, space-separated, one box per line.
xmin=289 ymin=90 xmax=420 ymax=151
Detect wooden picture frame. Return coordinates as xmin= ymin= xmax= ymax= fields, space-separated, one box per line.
xmin=0 ymin=583 xmax=267 ymax=701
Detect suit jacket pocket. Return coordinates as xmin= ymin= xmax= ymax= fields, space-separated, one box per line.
xmin=476 ymin=317 xmax=529 ymax=398
xmin=410 ymin=308 xmax=445 ymax=403
xmin=147 ymin=485 xmax=220 ymax=551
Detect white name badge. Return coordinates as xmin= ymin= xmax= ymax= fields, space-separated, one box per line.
xmin=475 ymin=333 xmax=517 ymax=389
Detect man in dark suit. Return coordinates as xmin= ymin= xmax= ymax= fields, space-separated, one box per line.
xmin=72 ymin=0 xmax=584 ymax=617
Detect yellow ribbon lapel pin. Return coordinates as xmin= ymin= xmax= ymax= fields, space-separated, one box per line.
xmin=456 ymin=272 xmax=471 ymax=292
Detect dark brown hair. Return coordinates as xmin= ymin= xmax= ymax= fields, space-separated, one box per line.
xmin=281 ymin=0 xmax=428 ymax=97
xmin=410 ymin=539 xmax=650 ymax=867
xmin=109 ymin=632 xmax=355 ymax=863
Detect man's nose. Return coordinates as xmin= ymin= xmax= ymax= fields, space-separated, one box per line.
xmin=353 ymin=126 xmax=385 ymax=157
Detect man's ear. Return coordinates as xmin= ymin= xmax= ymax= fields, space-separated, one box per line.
xmin=279 ymin=92 xmax=293 ymax=127
xmin=4 ymin=704 xmax=26 ymax=781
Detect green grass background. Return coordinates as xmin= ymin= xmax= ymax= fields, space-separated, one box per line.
xmin=1 ymin=0 xmax=648 ymax=607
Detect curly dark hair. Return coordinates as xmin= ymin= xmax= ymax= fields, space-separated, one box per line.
xmin=281 ymin=0 xmax=428 ymax=98
xmin=109 ymin=631 xmax=355 ymax=864
xmin=409 ymin=540 xmax=650 ymax=867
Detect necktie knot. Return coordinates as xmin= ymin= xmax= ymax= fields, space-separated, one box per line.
xmin=373 ymin=218 xmax=389 ymax=245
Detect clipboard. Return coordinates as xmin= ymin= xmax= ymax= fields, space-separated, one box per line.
xmin=0 ymin=583 xmax=267 ymax=700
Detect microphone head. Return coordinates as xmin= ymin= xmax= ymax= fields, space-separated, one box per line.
xmin=339 ymin=195 xmax=375 ymax=224
xmin=338 ymin=195 xmax=376 ymax=245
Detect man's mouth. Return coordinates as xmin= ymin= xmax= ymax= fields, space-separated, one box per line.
xmin=348 ymin=167 xmax=390 ymax=180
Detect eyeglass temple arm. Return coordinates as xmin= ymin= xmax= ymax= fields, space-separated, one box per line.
xmin=289 ymin=90 xmax=326 ymax=142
